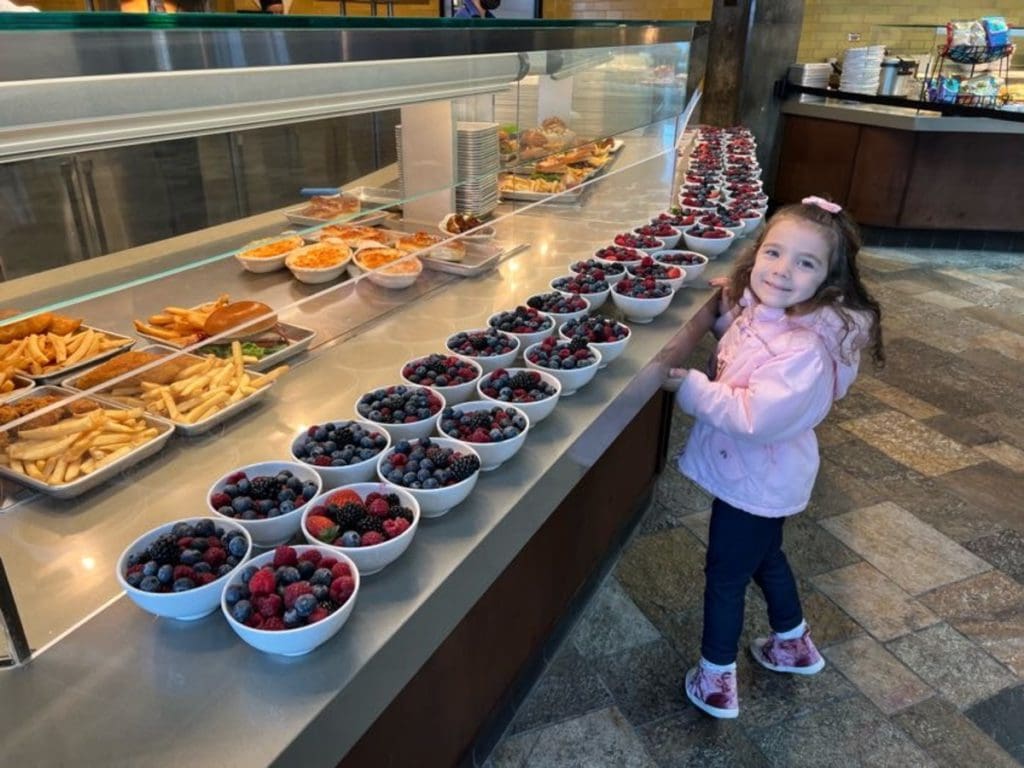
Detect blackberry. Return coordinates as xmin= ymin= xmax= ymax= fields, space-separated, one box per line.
xmin=334 ymin=502 xmax=366 ymax=531
xmin=470 ymin=412 xmax=493 ymax=430
xmin=449 ymin=455 xmax=480 ymax=483
xmin=319 ymin=600 xmax=334 ymax=612
xmin=386 ymin=493 xmax=401 ymax=507
xmin=397 ymin=507 xmax=415 ymax=523
xmin=147 ymin=534 xmax=179 ymax=565
xmin=355 ymin=515 xmax=385 ymax=535
xmin=568 ymin=337 xmax=590 ymax=352
xmin=508 ymin=372 xmax=535 ymax=390
xmin=425 ymin=447 xmax=450 ymax=469
xmin=248 ymin=476 xmax=278 ymax=501
xmin=336 ymin=427 xmax=354 ymax=446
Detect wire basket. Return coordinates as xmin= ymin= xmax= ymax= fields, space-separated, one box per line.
xmin=940 ymin=43 xmax=1015 ymax=65
xmin=954 ymin=93 xmax=1008 ymax=109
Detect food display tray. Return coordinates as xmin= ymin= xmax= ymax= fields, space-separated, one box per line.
xmin=420 ymin=240 xmax=528 ymax=277
xmin=346 ymin=186 xmax=403 ymax=210
xmin=499 ymin=183 xmax=589 ymax=205
xmin=283 ymin=205 xmax=393 ymax=230
xmin=24 ymin=326 xmax=136 ymax=384
xmin=0 ymin=375 xmax=35 ymax=403
xmin=62 ymin=345 xmax=275 ymax=437
xmin=0 ymin=386 xmax=174 ymax=499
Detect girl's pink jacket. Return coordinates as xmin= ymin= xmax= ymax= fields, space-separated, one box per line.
xmin=675 ymin=292 xmax=870 ymax=517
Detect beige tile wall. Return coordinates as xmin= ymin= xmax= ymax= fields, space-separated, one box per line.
xmin=543 ymin=0 xmax=710 ymax=20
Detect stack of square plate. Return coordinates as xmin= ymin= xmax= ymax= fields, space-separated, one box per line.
xmin=788 ymin=62 xmax=832 ymax=102
xmin=840 ymin=45 xmax=885 ymax=95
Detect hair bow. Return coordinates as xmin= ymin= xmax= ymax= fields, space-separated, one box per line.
xmin=802 ymin=196 xmax=842 ymax=214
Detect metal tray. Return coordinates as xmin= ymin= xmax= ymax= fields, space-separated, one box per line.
xmin=22 ymin=326 xmax=136 ymax=384
xmin=62 ymin=345 xmax=276 ymax=437
xmin=283 ymin=205 xmax=393 ymax=229
xmin=420 ymin=240 xmax=528 ymax=277
xmin=0 ymin=375 xmax=35 ymax=403
xmin=0 ymin=386 xmax=174 ymax=499
xmin=499 ymin=182 xmax=589 ymax=205
xmin=346 ymin=186 xmax=403 ymax=210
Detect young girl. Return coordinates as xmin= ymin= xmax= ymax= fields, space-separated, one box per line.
xmin=664 ymin=196 xmax=884 ymax=719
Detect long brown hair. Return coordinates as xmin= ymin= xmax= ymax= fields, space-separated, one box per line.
xmin=729 ymin=202 xmax=885 ymax=367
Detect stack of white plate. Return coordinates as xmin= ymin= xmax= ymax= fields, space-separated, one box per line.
xmin=455 ymin=121 xmax=499 ymax=217
xmin=788 ymin=62 xmax=832 ymax=102
xmin=396 ymin=122 xmax=499 ymax=217
xmin=840 ymin=45 xmax=885 ymax=95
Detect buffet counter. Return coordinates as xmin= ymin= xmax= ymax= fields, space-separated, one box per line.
xmin=0 ymin=138 xmax=730 ymax=767
xmin=776 ymin=98 xmax=1024 ymax=231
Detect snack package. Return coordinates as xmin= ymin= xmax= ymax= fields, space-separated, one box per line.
xmin=980 ymin=16 xmax=1009 ymax=48
xmin=927 ymin=76 xmax=960 ymax=104
xmin=946 ymin=20 xmax=987 ymax=48
xmin=963 ymin=74 xmax=1001 ymax=98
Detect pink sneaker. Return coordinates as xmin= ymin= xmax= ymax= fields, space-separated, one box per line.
xmin=750 ymin=626 xmax=826 ymax=675
xmin=684 ymin=664 xmax=739 ymax=719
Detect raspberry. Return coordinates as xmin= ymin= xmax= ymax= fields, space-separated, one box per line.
xmin=262 ymin=617 xmax=286 ymax=631
xmin=127 ymin=564 xmax=144 ymax=575
xmin=367 ymin=498 xmax=390 ymax=518
xmin=207 ymin=537 xmax=223 ymax=550
xmin=195 ymin=572 xmax=216 ymax=586
xmin=319 ymin=557 xmax=339 ymax=570
xmin=209 ymin=492 xmax=231 ymax=508
xmin=300 ymin=550 xmax=322 ymax=567
xmin=272 ymin=546 xmax=298 ymax=568
xmin=330 ymin=575 xmax=355 ymax=603
xmin=314 ymin=456 xmax=332 ymax=466
xmin=283 ymin=582 xmax=313 ymax=610
xmin=173 ymin=565 xmax=195 ymax=581
xmin=330 ymin=562 xmax=352 ymax=579
xmin=392 ymin=517 xmax=411 ymax=536
xmin=248 ymin=568 xmax=277 ymax=596
xmin=255 ymin=593 xmax=283 ymax=618
xmin=226 ymin=472 xmax=247 ymax=484
xmin=177 ymin=536 xmax=193 ymax=549
xmin=383 ymin=518 xmax=411 ymax=539
xmin=308 ymin=607 xmax=331 ymax=623
xmin=365 ymin=492 xmax=384 ymax=504
xmin=245 ymin=613 xmax=265 ymax=629
xmin=202 ymin=547 xmax=227 ymax=568
xmin=361 ymin=531 xmax=385 ymax=546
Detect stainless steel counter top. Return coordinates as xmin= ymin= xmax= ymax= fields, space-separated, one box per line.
xmin=782 ymin=98 xmax=1024 ymax=134
xmin=0 ymin=131 xmax=734 ymax=766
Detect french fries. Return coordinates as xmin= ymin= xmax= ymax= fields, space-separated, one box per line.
xmin=133 ymin=294 xmax=231 ymax=347
xmin=104 ymin=342 xmax=287 ymax=426
xmin=0 ymin=327 xmax=130 ymax=379
xmin=0 ymin=406 xmax=162 ymax=486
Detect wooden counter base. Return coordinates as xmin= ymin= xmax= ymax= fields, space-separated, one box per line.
xmin=341 ymin=391 xmax=673 ymax=768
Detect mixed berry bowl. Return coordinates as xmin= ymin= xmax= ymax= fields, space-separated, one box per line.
xmin=487 ymin=307 xmax=555 ymax=350
xmin=611 ymin=278 xmax=674 ymax=324
xmin=559 ymin=315 xmax=631 ymax=368
xmin=376 ymin=436 xmax=481 ymax=518
xmin=525 ymin=292 xmax=590 ymax=325
xmin=569 ymin=258 xmax=625 ymax=286
xmin=290 ymin=420 xmax=392 ymax=488
xmin=221 ymin=545 xmax=359 ymax=656
xmin=633 ymin=223 xmax=681 ymax=250
xmin=476 ymin=367 xmax=561 ymax=424
xmin=524 ymin=337 xmax=601 ymax=396
xmin=400 ymin=353 xmax=483 ymax=406
xmin=436 ymin=400 xmax=530 ymax=471
xmin=653 ymin=250 xmax=707 ymax=283
xmin=550 ymin=274 xmax=610 ymax=310
xmin=446 ymin=328 xmax=520 ymax=373
xmin=627 ymin=257 xmax=686 ymax=293
xmin=207 ymin=461 xmax=324 ymax=547
xmin=594 ymin=245 xmax=644 ymax=268
xmin=118 ymin=517 xmax=253 ymax=621
xmin=355 ymin=384 xmax=446 ymax=442
xmin=301 ymin=484 xmax=419 ymax=575
xmin=612 ymin=232 xmax=666 ymax=256
xmin=683 ymin=225 xmax=736 ymax=258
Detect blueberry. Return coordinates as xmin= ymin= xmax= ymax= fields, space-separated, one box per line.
xmin=241 ymin=509 xmax=258 ymax=520
xmin=222 ymin=483 xmax=239 ymax=497
xmin=395 ymin=440 xmax=411 ymax=454
xmin=236 ymin=479 xmax=251 ymax=495
xmin=171 ymin=522 xmax=195 ymax=538
xmin=279 ymin=501 xmax=295 ymax=514
xmin=293 ymin=443 xmax=308 ymax=458
xmin=127 ymin=552 xmax=142 ymax=567
xmin=126 ymin=571 xmax=144 ymax=588
xmin=423 ymin=478 xmax=440 ymax=489
xmin=312 ymin=583 xmax=330 ymax=601
xmin=225 ymin=584 xmax=245 ymax=604
xmin=266 ymin=507 xmax=282 ymax=518
xmin=173 ymin=577 xmax=195 ymax=592
xmin=341 ymin=531 xmax=361 ymax=547
xmin=417 ymin=469 xmax=431 ymax=481
xmin=288 ymin=477 xmax=304 ymax=492
xmin=295 ymin=594 xmax=318 ymax=618
xmin=278 ymin=566 xmax=300 ymax=585
xmin=217 ymin=564 xmax=234 ymax=577
xmin=140 ymin=575 xmax=160 ymax=592
xmin=403 ymin=472 xmax=417 ymax=485
xmin=228 ymin=536 xmax=248 ymax=558
xmin=226 ymin=555 xmax=239 ymax=567
xmin=155 ymin=563 xmax=174 ymax=584
xmin=190 ymin=537 xmax=209 ymax=552
xmin=193 ymin=562 xmax=212 ymax=574
xmin=231 ymin=600 xmax=252 ymax=623
xmin=387 ymin=470 xmax=404 ymax=484
xmin=314 ymin=427 xmax=328 ymax=441
xmin=180 ymin=549 xmax=201 ymax=566
xmin=240 ymin=566 xmax=258 ymax=583
xmin=298 ymin=560 xmax=316 ymax=580
xmin=218 ymin=505 xmax=234 ymax=517
xmin=311 ymin=567 xmax=333 ymax=586
xmin=231 ymin=496 xmax=253 ymax=514
xmin=142 ymin=561 xmax=159 ymax=577
xmin=277 ymin=488 xmax=296 ymax=503
xmin=302 ymin=483 xmax=318 ymax=500
xmin=256 ymin=499 xmax=275 ymax=514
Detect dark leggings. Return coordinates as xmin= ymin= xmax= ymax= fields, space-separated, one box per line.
xmin=701 ymin=498 xmax=803 ymax=665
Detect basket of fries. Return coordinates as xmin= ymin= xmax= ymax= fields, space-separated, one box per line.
xmin=0 ymin=371 xmax=34 ymax=402
xmin=64 ymin=343 xmax=288 ymax=436
xmin=0 ymin=386 xmax=174 ymax=498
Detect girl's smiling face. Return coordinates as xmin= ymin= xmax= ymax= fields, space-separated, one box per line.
xmin=750 ymin=218 xmax=831 ymax=310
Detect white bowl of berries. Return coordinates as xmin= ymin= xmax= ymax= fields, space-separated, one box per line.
xmin=290 ymin=420 xmax=392 ymax=489
xmin=376 ymin=437 xmax=481 ymax=518
xmin=611 ymin=278 xmax=674 ymax=324
xmin=524 ymin=292 xmax=590 ymax=326
xmin=634 ymin=222 xmax=682 ymax=250
xmin=446 ymin=328 xmax=521 ymax=374
xmin=435 ymin=400 xmax=530 ymax=471
xmin=653 ymin=250 xmax=708 ymax=284
xmin=118 ymin=517 xmax=253 ymax=621
xmin=568 ymin=258 xmax=626 ymax=286
xmin=354 ymin=384 xmax=446 ymax=443
xmin=487 ymin=309 xmax=555 ymax=352
xmin=731 ymin=208 xmax=764 ymax=235
xmin=400 ymin=353 xmax=483 ymax=406
xmin=222 ymin=545 xmax=359 ymax=656
xmin=676 ymin=195 xmax=717 ymax=213
xmin=559 ymin=315 xmax=631 ymax=369
xmin=594 ymin=245 xmax=644 ymax=270
xmin=550 ymin=275 xmax=610 ymax=310
xmin=524 ymin=338 xmax=601 ymax=397
xmin=611 ymin=232 xmax=666 ymax=256
xmin=627 ymin=257 xmax=686 ymax=293
xmin=208 ymin=462 xmax=324 ymax=548
xmin=683 ymin=225 xmax=736 ymax=258
xmin=476 ymin=367 xmax=562 ymax=425
xmin=300 ymin=484 xmax=419 ymax=575
xmin=698 ymin=213 xmax=744 ymax=239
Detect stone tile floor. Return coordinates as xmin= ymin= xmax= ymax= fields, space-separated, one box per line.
xmin=484 ymin=246 xmax=1024 ymax=768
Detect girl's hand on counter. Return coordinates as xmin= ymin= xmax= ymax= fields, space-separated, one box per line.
xmin=708 ymin=276 xmax=734 ymax=316
xmin=662 ymin=367 xmax=688 ymax=393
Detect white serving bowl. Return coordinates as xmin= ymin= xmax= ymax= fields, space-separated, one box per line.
xmin=635 ymin=225 xmax=681 ymax=250
xmin=486 ymin=311 xmax=555 ymax=352
xmin=699 ymin=218 xmax=745 ymax=239
xmin=234 ymin=235 xmax=303 ymax=274
xmin=290 ymin=420 xmax=392 ymax=489
xmin=524 ymin=293 xmax=591 ymax=327
xmin=550 ymin=276 xmax=610 ymax=311
xmin=221 ymin=545 xmax=359 ymax=656
xmin=285 ymin=244 xmax=352 ymax=285
xmin=568 ymin=259 xmax=626 ymax=286
xmin=558 ymin=321 xmax=631 ymax=369
xmin=208 ymin=462 xmax=324 ymax=548
xmin=300 ymin=483 xmax=420 ymax=575
xmin=676 ymin=198 xmax=717 ymax=214
xmin=438 ymin=214 xmax=496 ymax=242
xmin=355 ymin=253 xmax=423 ymax=290
xmin=117 ymin=517 xmax=253 ymax=621
xmin=476 ymin=368 xmax=562 ymax=424
xmin=611 ymin=282 xmax=675 ymax=324
xmin=376 ymin=437 xmax=480 ymax=518
xmin=524 ymin=342 xmax=602 ymax=397
xmin=435 ymin=400 xmax=529 ymax=471
xmin=626 ymin=263 xmax=686 ymax=294
xmin=736 ymin=210 xmax=764 ymax=235
xmin=444 ymin=327 xmax=520 ymax=376
xmin=653 ymin=250 xmax=708 ymax=284
xmin=400 ymin=354 xmax=482 ymax=406
xmin=356 ymin=386 xmax=447 ymax=443
xmin=682 ymin=227 xmax=736 ymax=258
xmin=594 ymin=247 xmax=645 ymax=270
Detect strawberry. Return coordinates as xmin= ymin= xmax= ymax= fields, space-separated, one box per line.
xmin=306 ymin=515 xmax=340 ymax=543
xmin=328 ymin=489 xmax=362 ymax=507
